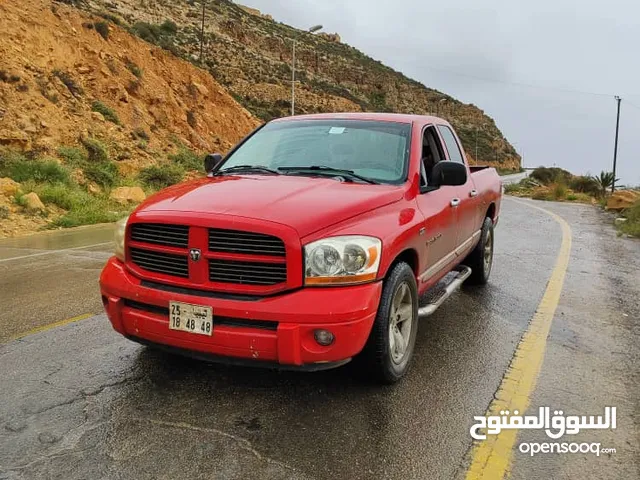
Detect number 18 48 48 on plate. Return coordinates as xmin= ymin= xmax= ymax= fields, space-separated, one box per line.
xmin=169 ymin=301 xmax=213 ymax=336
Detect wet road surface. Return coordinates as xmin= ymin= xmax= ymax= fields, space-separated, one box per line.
xmin=0 ymin=224 xmax=113 ymax=342
xmin=0 ymin=200 xmax=638 ymax=479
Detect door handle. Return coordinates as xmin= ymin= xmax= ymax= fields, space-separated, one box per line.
xmin=469 ymin=189 xmax=478 ymax=197
xmin=450 ymin=198 xmax=460 ymax=207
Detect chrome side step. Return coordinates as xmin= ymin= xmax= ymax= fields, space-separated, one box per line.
xmin=418 ymin=266 xmax=472 ymax=318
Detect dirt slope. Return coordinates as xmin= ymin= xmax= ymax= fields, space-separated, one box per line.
xmin=83 ymin=0 xmax=520 ymax=171
xmin=0 ymin=0 xmax=259 ymax=171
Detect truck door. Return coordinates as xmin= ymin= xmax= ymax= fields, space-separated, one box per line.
xmin=436 ymin=124 xmax=480 ymax=251
xmin=415 ymin=126 xmax=459 ymax=282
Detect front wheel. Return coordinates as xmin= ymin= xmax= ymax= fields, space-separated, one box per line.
xmin=360 ymin=262 xmax=419 ymax=384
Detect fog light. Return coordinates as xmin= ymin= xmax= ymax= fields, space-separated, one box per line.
xmin=314 ymin=329 xmax=335 ymax=346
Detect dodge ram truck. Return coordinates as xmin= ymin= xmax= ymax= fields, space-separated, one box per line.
xmin=100 ymin=113 xmax=502 ymax=383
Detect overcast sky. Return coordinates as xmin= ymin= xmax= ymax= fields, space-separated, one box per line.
xmin=243 ymin=0 xmax=640 ymax=185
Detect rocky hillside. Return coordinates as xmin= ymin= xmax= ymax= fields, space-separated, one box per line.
xmin=82 ymin=0 xmax=520 ymax=170
xmin=0 ymin=0 xmax=258 ymax=236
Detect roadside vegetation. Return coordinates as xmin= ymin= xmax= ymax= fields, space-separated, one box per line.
xmin=0 ymin=141 xmax=203 ymax=231
xmin=505 ymin=166 xmax=640 ymax=238
xmin=616 ymin=200 xmax=640 ymax=237
xmin=505 ymin=167 xmax=610 ymax=204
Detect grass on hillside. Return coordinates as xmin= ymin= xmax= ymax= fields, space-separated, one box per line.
xmin=617 ymin=200 xmax=640 ymax=238
xmin=1 ymin=136 xmax=204 ymax=230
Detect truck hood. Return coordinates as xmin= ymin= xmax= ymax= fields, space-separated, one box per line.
xmin=136 ymin=175 xmax=405 ymax=238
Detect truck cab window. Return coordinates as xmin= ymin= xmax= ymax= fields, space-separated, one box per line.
xmin=437 ymin=125 xmax=465 ymax=164
xmin=421 ymin=126 xmax=445 ymax=187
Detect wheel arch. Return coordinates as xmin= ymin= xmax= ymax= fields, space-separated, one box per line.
xmin=486 ymin=202 xmax=496 ymax=222
xmin=384 ymin=248 xmax=419 ymax=280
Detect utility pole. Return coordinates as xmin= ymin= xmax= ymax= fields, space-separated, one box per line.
xmin=199 ymin=1 xmax=206 ymax=64
xmin=291 ymin=25 xmax=323 ymax=116
xmin=612 ymin=96 xmax=621 ymax=193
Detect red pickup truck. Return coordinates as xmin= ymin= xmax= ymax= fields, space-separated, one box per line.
xmin=100 ymin=113 xmax=502 ymax=383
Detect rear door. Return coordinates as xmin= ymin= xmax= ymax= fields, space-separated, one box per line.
xmin=436 ymin=125 xmax=481 ymax=251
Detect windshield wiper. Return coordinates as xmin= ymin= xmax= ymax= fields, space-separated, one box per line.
xmin=215 ymin=165 xmax=280 ymax=176
xmin=278 ymin=165 xmax=379 ymax=184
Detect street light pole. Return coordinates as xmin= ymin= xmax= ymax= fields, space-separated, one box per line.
xmin=291 ymin=24 xmax=323 ymax=116
xmin=475 ymin=127 xmax=478 ymax=162
xmin=612 ymin=96 xmax=621 ymax=193
xmin=291 ymin=39 xmax=296 ymax=116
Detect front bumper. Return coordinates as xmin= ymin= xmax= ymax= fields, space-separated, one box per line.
xmin=99 ymin=257 xmax=382 ymax=368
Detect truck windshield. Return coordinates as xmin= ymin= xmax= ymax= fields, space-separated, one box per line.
xmin=219 ymin=119 xmax=411 ymax=184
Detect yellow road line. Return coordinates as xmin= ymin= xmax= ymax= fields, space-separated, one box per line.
xmin=5 ymin=313 xmax=94 ymax=343
xmin=466 ymin=199 xmax=572 ymax=480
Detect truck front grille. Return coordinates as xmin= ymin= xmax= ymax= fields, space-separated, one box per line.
xmin=208 ymin=228 xmax=286 ymax=256
xmin=130 ymin=223 xmax=189 ymax=248
xmin=209 ymin=259 xmax=287 ymax=285
xmin=130 ymin=247 xmax=189 ymax=278
xmin=128 ymin=223 xmax=289 ymax=290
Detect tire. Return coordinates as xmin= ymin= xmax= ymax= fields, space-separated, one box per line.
xmin=360 ymin=262 xmax=419 ymax=384
xmin=464 ymin=216 xmax=494 ymax=285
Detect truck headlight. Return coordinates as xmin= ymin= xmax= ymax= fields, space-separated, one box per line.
xmin=304 ymin=236 xmax=381 ymax=285
xmin=114 ymin=216 xmax=129 ymax=262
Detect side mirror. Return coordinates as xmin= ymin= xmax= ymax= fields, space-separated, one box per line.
xmin=204 ymin=153 xmax=223 ymax=173
xmin=429 ymin=161 xmax=467 ymax=187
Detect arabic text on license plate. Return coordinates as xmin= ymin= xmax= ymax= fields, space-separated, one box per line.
xmin=169 ymin=301 xmax=213 ymax=336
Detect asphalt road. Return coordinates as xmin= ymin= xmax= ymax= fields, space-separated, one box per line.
xmin=0 ymin=200 xmax=638 ymax=479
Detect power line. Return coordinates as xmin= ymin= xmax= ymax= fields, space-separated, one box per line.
xmin=625 ymin=100 xmax=640 ymax=111
xmin=421 ymin=65 xmax=627 ymax=98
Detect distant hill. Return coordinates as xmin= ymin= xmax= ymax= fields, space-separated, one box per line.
xmin=81 ymin=0 xmax=521 ymax=171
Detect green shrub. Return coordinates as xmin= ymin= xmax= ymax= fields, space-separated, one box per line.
xmin=91 ymin=100 xmax=120 ymax=124
xmin=84 ymin=161 xmax=119 ymax=187
xmin=94 ymin=21 xmax=110 ymax=40
xmin=130 ymin=20 xmax=178 ymax=54
xmin=551 ymin=183 xmax=567 ymax=200
xmin=569 ymin=176 xmax=600 ymax=196
xmin=567 ymin=194 xmax=578 ymax=201
xmin=530 ymin=167 xmax=572 ymax=186
xmin=139 ymin=163 xmax=185 ymax=189
xmin=160 ymin=20 xmax=178 ymax=35
xmin=504 ymin=184 xmax=523 ymax=194
xmin=35 ymin=182 xmax=84 ymax=210
xmin=81 ymin=137 xmax=109 ymax=163
xmin=25 ymin=181 xmax=129 ymax=228
xmin=0 ymin=152 xmax=69 ymax=184
xmin=125 ymin=60 xmax=143 ymax=78
xmin=132 ymin=127 xmax=149 ymax=141
xmin=51 ymin=199 xmax=129 ymax=228
xmin=57 ymin=146 xmax=87 ymax=167
xmin=98 ymin=11 xmax=122 ymax=26
xmin=618 ymin=199 xmax=640 ymax=237
xmin=169 ymin=147 xmax=202 ymax=171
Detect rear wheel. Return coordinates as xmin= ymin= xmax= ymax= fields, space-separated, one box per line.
xmin=360 ymin=262 xmax=418 ymax=384
xmin=464 ymin=216 xmax=494 ymax=285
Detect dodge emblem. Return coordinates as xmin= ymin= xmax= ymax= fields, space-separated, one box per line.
xmin=189 ymin=248 xmax=201 ymax=262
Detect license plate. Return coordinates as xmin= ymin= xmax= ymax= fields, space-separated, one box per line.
xmin=169 ymin=301 xmax=213 ymax=336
